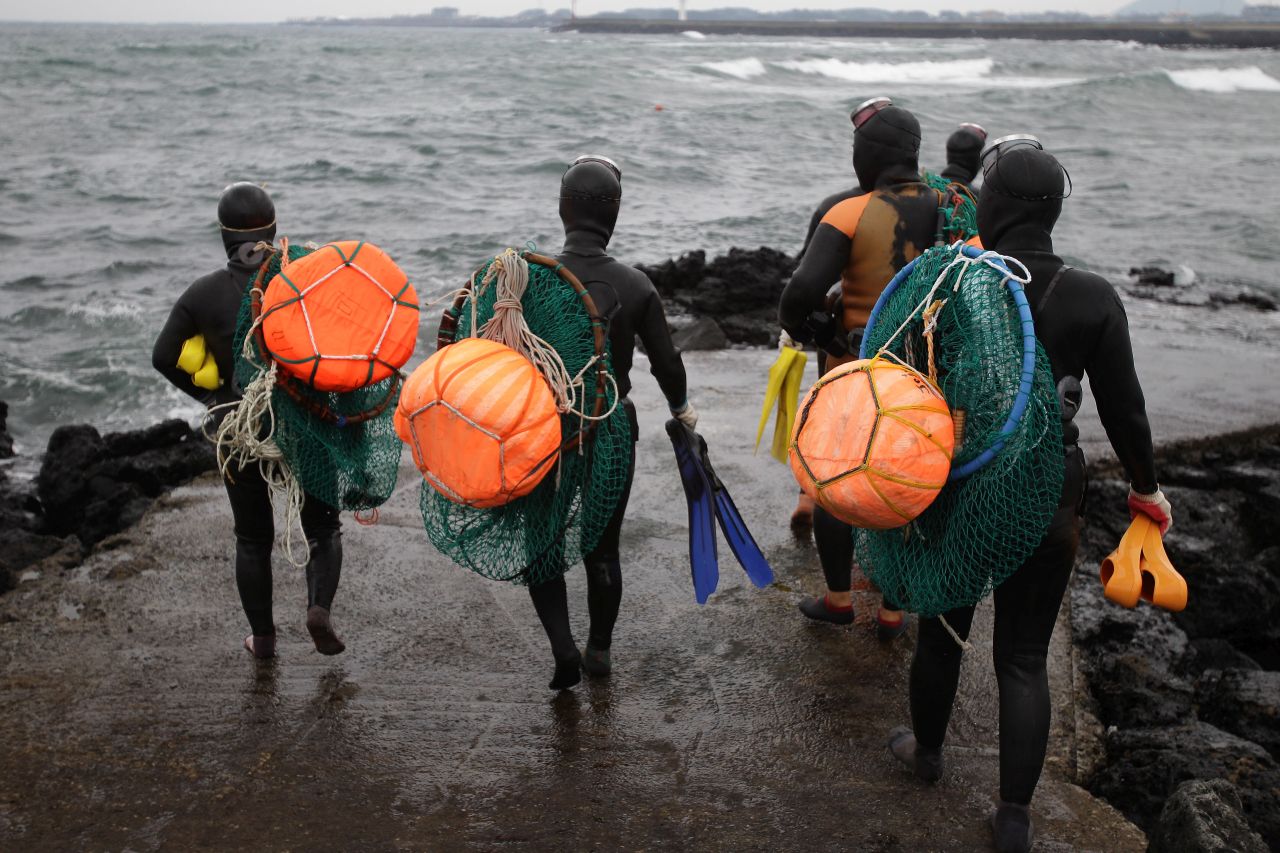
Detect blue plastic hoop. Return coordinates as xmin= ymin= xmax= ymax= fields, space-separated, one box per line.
xmin=860 ymin=244 xmax=1037 ymax=481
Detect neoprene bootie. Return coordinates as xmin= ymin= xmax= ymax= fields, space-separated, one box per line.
xmin=888 ymin=726 xmax=943 ymax=783
xmin=798 ymin=594 xmax=854 ymax=625
xmin=991 ymin=801 xmax=1033 ymax=853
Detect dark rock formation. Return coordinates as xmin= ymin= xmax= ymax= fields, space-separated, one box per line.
xmin=37 ymin=419 xmax=216 ymax=547
xmin=670 ymin=317 xmax=729 ymax=351
xmin=1130 ymin=265 xmax=1175 ymax=287
xmin=1148 ymin=779 xmax=1268 ymax=853
xmin=1196 ymin=669 xmax=1280 ymax=761
xmin=1073 ymin=425 xmax=1280 ymax=847
xmin=1092 ymin=723 xmax=1280 ymax=848
xmin=638 ymin=246 xmax=797 ymax=346
xmin=0 ymin=400 xmax=13 ymax=459
xmin=1122 ymin=264 xmax=1277 ymax=312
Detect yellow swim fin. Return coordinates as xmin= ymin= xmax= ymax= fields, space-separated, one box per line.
xmin=192 ymin=352 xmax=222 ymax=391
xmin=755 ymin=347 xmax=807 ymax=464
xmin=1138 ymin=522 xmax=1188 ymax=612
xmin=176 ymin=334 xmax=206 ymax=375
xmin=1100 ymin=514 xmax=1150 ymax=608
xmin=772 ymin=348 xmax=806 ymax=463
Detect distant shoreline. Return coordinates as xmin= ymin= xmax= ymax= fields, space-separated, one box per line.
xmin=554 ymin=19 xmax=1280 ymax=49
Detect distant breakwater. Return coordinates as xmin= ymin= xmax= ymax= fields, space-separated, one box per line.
xmin=556 ymin=19 xmax=1280 ymax=50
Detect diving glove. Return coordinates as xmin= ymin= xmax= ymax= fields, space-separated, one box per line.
xmin=671 ymin=399 xmax=699 ymax=430
xmin=1128 ymin=487 xmax=1172 ymax=535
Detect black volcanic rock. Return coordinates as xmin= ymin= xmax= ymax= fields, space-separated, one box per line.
xmin=638 ymin=246 xmax=797 ymax=346
xmin=1196 ymin=669 xmax=1280 ymax=761
xmin=1092 ymin=722 xmax=1280 ymax=848
xmin=1149 ymin=779 xmax=1268 ymax=853
xmin=36 ymin=419 xmax=215 ymax=547
xmin=1074 ymin=425 xmax=1280 ymax=846
xmin=0 ymin=400 xmax=13 ymax=459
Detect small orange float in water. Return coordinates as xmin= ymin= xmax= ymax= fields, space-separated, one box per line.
xmin=789 ymin=358 xmax=954 ymax=529
xmin=395 ymin=337 xmax=562 ymax=508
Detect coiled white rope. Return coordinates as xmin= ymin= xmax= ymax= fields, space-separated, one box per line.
xmin=469 ymin=249 xmax=620 ymax=426
xmin=205 ymin=286 xmax=309 ymax=569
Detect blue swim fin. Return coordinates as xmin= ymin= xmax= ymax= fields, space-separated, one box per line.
xmin=694 ymin=429 xmax=775 ymax=590
xmin=667 ymin=419 xmax=719 ymax=605
xmin=667 ymin=420 xmax=775 ymax=600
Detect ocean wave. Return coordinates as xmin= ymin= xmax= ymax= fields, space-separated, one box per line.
xmin=770 ymin=56 xmax=1080 ymax=88
xmin=699 ymin=58 xmax=768 ymax=80
xmin=118 ymin=42 xmax=255 ymax=57
xmin=1164 ymin=66 xmax=1280 ymax=93
xmin=682 ymin=31 xmax=708 ymax=40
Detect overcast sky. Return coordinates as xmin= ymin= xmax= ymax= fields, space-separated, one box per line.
xmin=0 ymin=0 xmax=1126 ymax=24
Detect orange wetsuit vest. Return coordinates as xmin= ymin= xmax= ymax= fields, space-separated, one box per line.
xmin=819 ymin=180 xmax=941 ymax=347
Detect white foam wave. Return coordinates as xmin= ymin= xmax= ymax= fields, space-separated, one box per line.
xmin=771 ymin=56 xmax=1078 ymax=89
xmin=1164 ymin=66 xmax=1280 ymax=93
xmin=681 ymin=30 xmax=707 ymax=40
xmin=700 ymin=57 xmax=767 ymax=80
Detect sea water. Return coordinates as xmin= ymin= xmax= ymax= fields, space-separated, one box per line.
xmin=1 ymin=23 xmax=1277 ymax=448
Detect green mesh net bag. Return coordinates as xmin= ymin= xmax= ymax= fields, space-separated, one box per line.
xmin=416 ymin=250 xmax=632 ymax=587
xmin=227 ymin=243 xmax=407 ymax=512
xmin=923 ymin=171 xmax=979 ymax=245
xmin=853 ymin=244 xmax=1064 ymax=618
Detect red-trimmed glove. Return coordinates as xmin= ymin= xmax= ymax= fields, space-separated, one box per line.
xmin=1128 ymin=487 xmax=1173 ymax=536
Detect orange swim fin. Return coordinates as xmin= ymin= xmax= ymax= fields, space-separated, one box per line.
xmin=1137 ymin=522 xmax=1188 ymax=612
xmin=1100 ymin=514 xmax=1149 ymax=608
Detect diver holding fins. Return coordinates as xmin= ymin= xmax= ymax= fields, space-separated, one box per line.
xmin=885 ymin=137 xmax=1171 ymax=853
xmin=151 ymin=183 xmax=346 ymax=660
xmin=779 ymin=96 xmax=940 ymax=640
xmin=526 ymin=155 xmax=698 ymax=690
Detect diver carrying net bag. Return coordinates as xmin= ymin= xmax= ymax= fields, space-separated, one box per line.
xmin=217 ymin=240 xmax=418 ymax=563
xmin=852 ymin=243 xmax=1064 ymax=618
xmin=406 ymin=248 xmax=631 ymax=586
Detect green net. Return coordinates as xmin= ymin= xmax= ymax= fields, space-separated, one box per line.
xmin=854 ymin=245 xmax=1064 ymax=617
xmin=923 ymin=171 xmax=979 ymax=245
xmin=232 ymin=244 xmax=405 ymax=511
xmin=420 ymin=256 xmax=632 ymax=586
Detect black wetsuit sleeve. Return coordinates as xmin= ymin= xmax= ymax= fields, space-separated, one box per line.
xmin=636 ymin=284 xmax=689 ymax=409
xmin=1085 ymin=289 xmax=1158 ymax=493
xmin=779 ymin=223 xmax=851 ymax=340
xmin=796 ymin=206 xmax=824 ymax=263
xmin=152 ymin=291 xmax=210 ymax=404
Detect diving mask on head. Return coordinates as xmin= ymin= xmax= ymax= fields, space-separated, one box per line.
xmin=850 ymin=96 xmax=892 ymax=130
xmin=981 ymin=134 xmax=1073 ymax=200
xmin=957 ymin=122 xmax=988 ymax=142
xmin=570 ymin=153 xmax=621 ymax=182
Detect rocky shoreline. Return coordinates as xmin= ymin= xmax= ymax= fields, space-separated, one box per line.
xmin=1071 ymin=425 xmax=1280 ymax=850
xmin=637 ymin=247 xmax=1276 ymax=352
xmin=0 ymin=404 xmax=216 ymax=596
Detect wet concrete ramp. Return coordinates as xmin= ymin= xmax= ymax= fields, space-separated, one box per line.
xmin=0 ymin=350 xmax=1169 ymax=850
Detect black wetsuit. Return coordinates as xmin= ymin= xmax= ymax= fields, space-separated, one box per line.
xmin=939 ymin=163 xmax=975 ymax=192
xmin=151 ymin=242 xmax=341 ymax=638
xmin=908 ymin=148 xmax=1157 ymax=806
xmin=528 ymin=160 xmax=690 ymax=672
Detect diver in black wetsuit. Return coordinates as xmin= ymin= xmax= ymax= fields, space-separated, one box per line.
xmin=151 ymin=183 xmax=345 ymax=660
xmin=886 ymin=139 xmax=1172 ymax=853
xmin=780 ymin=97 xmax=940 ymax=639
xmin=939 ymin=122 xmax=987 ymax=190
xmin=526 ymin=155 xmax=694 ymax=690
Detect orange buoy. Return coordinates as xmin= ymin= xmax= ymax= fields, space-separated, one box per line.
xmin=789 ymin=358 xmax=954 ymax=529
xmin=395 ymin=337 xmax=562 ymax=508
xmin=260 ymin=241 xmax=418 ymax=392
